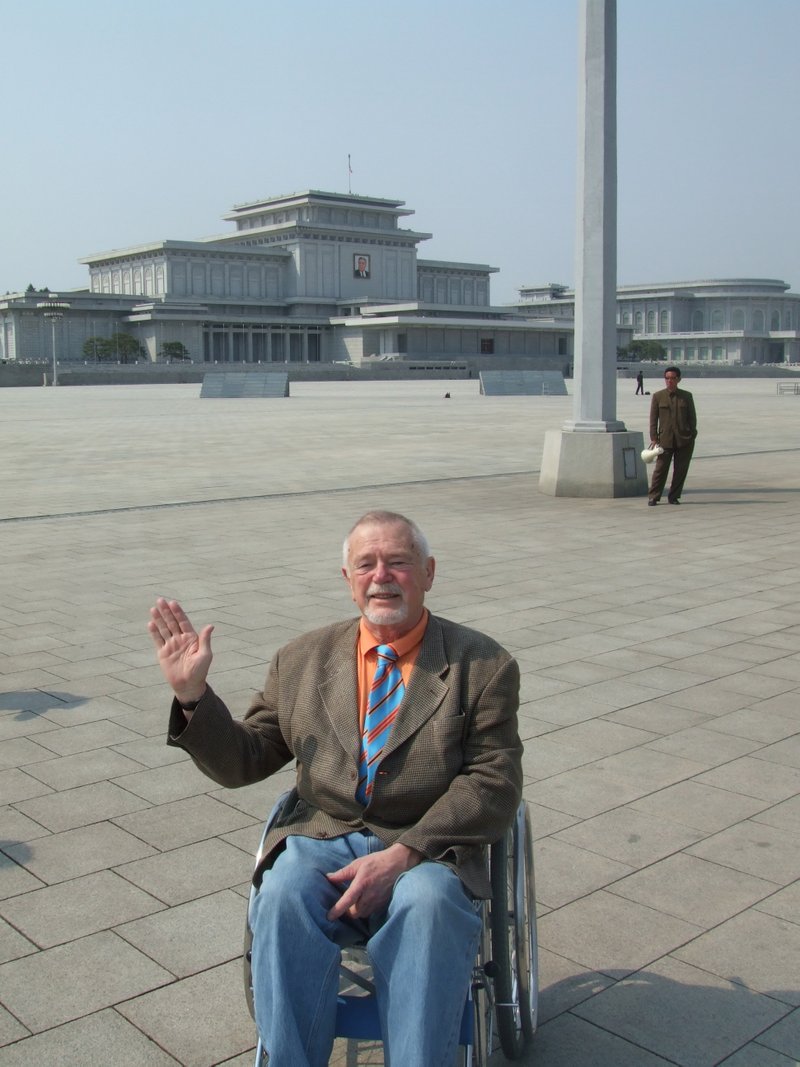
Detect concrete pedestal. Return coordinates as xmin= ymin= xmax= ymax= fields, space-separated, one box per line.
xmin=539 ymin=428 xmax=649 ymax=498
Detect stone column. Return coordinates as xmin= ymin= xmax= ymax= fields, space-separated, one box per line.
xmin=566 ymin=0 xmax=622 ymax=433
xmin=539 ymin=0 xmax=648 ymax=497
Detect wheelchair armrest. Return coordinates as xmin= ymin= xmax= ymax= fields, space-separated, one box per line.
xmin=252 ymin=787 xmax=296 ymax=884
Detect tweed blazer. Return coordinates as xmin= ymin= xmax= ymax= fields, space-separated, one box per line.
xmin=649 ymin=386 xmax=697 ymax=448
xmin=167 ymin=613 xmax=522 ymax=898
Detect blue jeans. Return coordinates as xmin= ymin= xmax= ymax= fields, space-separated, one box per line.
xmin=248 ymin=831 xmax=482 ymax=1066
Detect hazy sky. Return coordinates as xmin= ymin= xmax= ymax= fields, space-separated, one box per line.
xmin=3 ymin=0 xmax=798 ymax=305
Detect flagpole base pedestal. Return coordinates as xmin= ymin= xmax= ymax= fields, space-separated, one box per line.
xmin=538 ymin=429 xmax=649 ymax=498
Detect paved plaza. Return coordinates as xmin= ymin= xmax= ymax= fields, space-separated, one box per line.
xmin=0 ymin=376 xmax=799 ymax=1066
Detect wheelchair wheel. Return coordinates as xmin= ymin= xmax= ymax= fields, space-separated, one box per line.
xmin=463 ymin=905 xmax=494 ymax=1066
xmin=489 ymin=803 xmax=538 ymax=1059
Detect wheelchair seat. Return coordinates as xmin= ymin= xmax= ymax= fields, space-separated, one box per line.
xmin=244 ymin=793 xmax=537 ymax=1065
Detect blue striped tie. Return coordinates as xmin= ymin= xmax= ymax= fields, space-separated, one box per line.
xmin=356 ymin=644 xmax=404 ymax=805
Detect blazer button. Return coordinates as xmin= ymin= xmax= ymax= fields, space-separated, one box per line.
xmin=319 ymin=831 xmax=328 ymax=839
xmin=350 ymin=771 xmax=357 ymax=780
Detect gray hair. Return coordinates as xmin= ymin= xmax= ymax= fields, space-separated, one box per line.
xmin=342 ymin=511 xmax=431 ymax=571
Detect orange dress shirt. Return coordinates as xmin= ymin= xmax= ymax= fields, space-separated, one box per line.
xmin=356 ymin=609 xmax=428 ymax=729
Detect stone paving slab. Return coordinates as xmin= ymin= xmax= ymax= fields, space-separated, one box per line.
xmin=0 ymin=930 xmax=174 ymax=1033
xmin=116 ymin=889 xmax=249 ymax=978
xmin=115 ymin=959 xmax=257 ymax=1067
xmin=0 ymin=378 xmax=799 ymax=1065
xmin=0 ymin=1008 xmax=182 ymax=1066
xmin=572 ymin=955 xmax=791 ymax=1066
xmin=0 ymin=869 xmax=165 ymax=948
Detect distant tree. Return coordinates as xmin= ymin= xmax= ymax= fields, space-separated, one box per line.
xmin=83 ymin=337 xmax=112 ymax=361
xmin=108 ymin=332 xmax=147 ymax=363
xmin=623 ymin=339 xmax=667 ymax=362
xmin=159 ymin=341 xmax=191 ymax=362
xmin=25 ymin=283 xmax=36 ymax=293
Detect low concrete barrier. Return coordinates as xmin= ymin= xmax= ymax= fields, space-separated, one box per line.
xmin=200 ymin=372 xmax=289 ymax=398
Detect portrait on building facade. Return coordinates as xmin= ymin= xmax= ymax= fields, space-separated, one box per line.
xmin=354 ymin=254 xmax=370 ymax=279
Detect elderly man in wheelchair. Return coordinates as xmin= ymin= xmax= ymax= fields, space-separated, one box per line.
xmin=148 ymin=510 xmax=534 ymax=1066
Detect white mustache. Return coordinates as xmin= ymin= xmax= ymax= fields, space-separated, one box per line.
xmin=367 ymin=584 xmax=402 ymax=597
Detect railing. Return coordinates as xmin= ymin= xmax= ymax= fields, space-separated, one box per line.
xmin=776 ymin=381 xmax=800 ymax=394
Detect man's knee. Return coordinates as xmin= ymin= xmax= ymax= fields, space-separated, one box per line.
xmin=370 ymin=862 xmax=481 ymax=979
xmin=391 ymin=862 xmax=477 ymax=924
xmin=253 ymin=840 xmax=340 ymax=931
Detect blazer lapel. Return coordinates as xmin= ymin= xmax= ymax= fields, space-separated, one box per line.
xmin=317 ymin=622 xmax=361 ymax=761
xmin=381 ymin=614 xmax=449 ymax=758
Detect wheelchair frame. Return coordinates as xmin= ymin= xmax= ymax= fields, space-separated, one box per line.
xmin=244 ymin=795 xmax=537 ymax=1065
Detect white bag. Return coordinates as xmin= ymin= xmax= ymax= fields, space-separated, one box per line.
xmin=641 ymin=445 xmax=664 ymax=464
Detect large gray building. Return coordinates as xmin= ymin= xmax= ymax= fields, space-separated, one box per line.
xmin=0 ymin=190 xmax=569 ymax=369
xmin=516 ymin=278 xmax=800 ymax=365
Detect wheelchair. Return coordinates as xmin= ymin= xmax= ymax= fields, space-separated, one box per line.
xmin=244 ymin=794 xmax=537 ymax=1065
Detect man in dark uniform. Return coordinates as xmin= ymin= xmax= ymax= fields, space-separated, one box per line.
xmin=647 ymin=366 xmax=698 ymax=506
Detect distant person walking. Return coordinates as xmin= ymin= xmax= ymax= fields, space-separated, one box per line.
xmin=635 ymin=370 xmax=644 ymax=395
xmin=647 ymin=367 xmax=697 ymax=506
